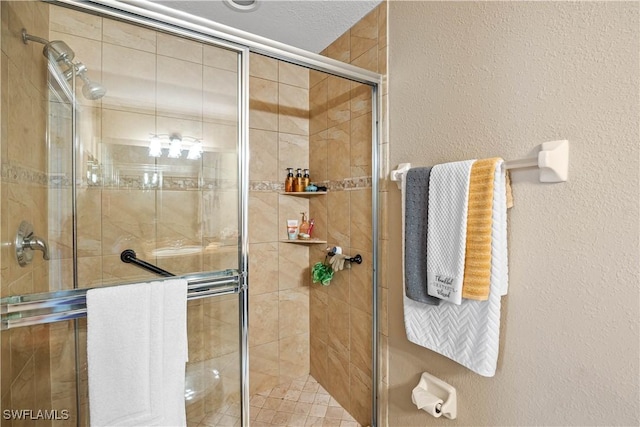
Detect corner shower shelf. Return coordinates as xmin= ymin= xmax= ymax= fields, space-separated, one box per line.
xmin=280 ymin=239 xmax=327 ymax=245
xmin=280 ymin=192 xmax=327 ymax=196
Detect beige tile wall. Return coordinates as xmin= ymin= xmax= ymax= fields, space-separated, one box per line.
xmin=308 ymin=3 xmax=387 ymax=426
xmin=248 ymin=53 xmax=312 ymax=395
xmin=0 ymin=2 xmax=54 ymax=425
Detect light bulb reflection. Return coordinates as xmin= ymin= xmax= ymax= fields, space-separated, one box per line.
xmin=168 ymin=137 xmax=182 ymax=159
xmin=187 ymin=141 xmax=203 ymax=160
xmin=148 ymin=136 xmax=162 ymax=157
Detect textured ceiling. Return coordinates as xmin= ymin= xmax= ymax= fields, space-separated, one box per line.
xmin=153 ymin=0 xmax=382 ymax=53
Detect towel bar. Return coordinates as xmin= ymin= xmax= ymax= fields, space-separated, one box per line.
xmin=390 ymin=140 xmax=569 ymax=187
xmin=0 ymin=269 xmax=242 ymax=330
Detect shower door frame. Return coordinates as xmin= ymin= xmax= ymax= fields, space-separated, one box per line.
xmin=47 ymin=1 xmax=384 ymax=426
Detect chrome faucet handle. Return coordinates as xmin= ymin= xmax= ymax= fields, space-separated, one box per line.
xmin=26 ymin=235 xmax=50 ymax=260
xmin=15 ymin=221 xmax=50 ymax=266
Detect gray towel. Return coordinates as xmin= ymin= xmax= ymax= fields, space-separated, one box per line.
xmin=404 ymin=167 xmax=440 ymax=305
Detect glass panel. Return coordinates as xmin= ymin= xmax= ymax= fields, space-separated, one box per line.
xmin=185 ymin=295 xmax=241 ymax=425
xmin=1 ymin=2 xmax=243 ymax=426
xmin=246 ymin=57 xmax=374 ymax=426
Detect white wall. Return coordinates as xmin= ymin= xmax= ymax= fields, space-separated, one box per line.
xmin=387 ymin=2 xmax=639 ymax=425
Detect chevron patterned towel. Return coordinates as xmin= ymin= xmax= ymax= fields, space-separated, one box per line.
xmin=403 ymin=160 xmax=508 ymax=377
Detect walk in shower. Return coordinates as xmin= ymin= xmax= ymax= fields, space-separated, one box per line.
xmin=0 ymin=1 xmax=382 ymax=426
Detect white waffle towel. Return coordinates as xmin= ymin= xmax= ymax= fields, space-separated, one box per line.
xmin=404 ymin=160 xmax=508 ymax=377
xmin=426 ymin=160 xmax=476 ymax=305
xmin=493 ymin=162 xmax=509 ymax=296
xmin=87 ymin=278 xmax=188 ymax=426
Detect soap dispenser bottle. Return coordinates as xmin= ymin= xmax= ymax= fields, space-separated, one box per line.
xmin=299 ymin=212 xmax=310 ymax=235
xmin=285 ymin=168 xmax=294 ymax=192
xmin=303 ymin=168 xmax=310 ymax=189
xmin=294 ymin=168 xmax=304 ymax=192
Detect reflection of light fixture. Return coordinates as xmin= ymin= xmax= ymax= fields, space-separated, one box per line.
xmin=148 ymin=135 xmax=162 ymax=157
xmin=168 ymin=136 xmax=182 ymax=158
xmin=148 ymin=134 xmax=204 ymax=160
xmin=187 ymin=140 xmax=203 ymax=160
xmin=223 ymin=0 xmax=259 ymax=12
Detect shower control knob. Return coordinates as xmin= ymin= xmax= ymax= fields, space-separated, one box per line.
xmin=15 ymin=221 xmax=50 ymax=267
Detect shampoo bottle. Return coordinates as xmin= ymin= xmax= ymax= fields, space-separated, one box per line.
xmin=303 ymin=168 xmax=310 ymax=189
xmin=294 ymin=168 xmax=304 ymax=192
xmin=285 ymin=168 xmax=294 ymax=192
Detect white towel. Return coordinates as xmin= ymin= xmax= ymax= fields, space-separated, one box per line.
xmin=493 ymin=162 xmax=509 ymax=296
xmin=87 ymin=278 xmax=188 ymax=426
xmin=426 ymin=160 xmax=476 ymax=305
xmin=403 ymin=160 xmax=508 ymax=377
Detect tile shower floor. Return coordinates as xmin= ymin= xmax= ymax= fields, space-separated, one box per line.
xmin=196 ymin=375 xmax=361 ymax=427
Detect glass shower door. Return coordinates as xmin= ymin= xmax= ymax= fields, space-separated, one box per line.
xmin=1 ymin=3 xmax=245 ymax=426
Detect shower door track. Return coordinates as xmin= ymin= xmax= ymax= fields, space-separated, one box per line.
xmin=0 ymin=270 xmax=242 ymax=330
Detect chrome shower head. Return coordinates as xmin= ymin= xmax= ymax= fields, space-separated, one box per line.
xmin=81 ymin=77 xmax=107 ymax=100
xmin=75 ymin=66 xmax=106 ymax=100
xmin=43 ymin=40 xmax=75 ymax=63
xmin=22 ymin=29 xmax=106 ymax=101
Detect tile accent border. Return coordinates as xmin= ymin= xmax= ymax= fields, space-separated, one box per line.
xmin=1 ymin=163 xmax=49 ymax=186
xmin=1 ymin=163 xmax=238 ymax=191
xmin=249 ymin=176 xmax=372 ymax=192
xmin=2 ymin=164 xmax=369 ymax=193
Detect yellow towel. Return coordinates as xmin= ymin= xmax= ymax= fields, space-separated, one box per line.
xmin=462 ymin=158 xmax=500 ymax=301
xmin=506 ymin=171 xmax=514 ymax=209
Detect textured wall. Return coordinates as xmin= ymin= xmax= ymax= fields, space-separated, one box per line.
xmin=387 ymin=2 xmax=639 ymax=425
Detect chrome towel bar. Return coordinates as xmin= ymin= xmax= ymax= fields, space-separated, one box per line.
xmin=0 ymin=269 xmax=242 ymax=330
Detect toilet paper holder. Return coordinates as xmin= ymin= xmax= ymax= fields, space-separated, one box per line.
xmin=411 ymin=372 xmax=457 ymax=419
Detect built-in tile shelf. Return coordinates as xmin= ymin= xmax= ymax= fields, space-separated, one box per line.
xmin=281 ymin=239 xmax=327 ymax=244
xmin=280 ymin=192 xmax=327 ymax=196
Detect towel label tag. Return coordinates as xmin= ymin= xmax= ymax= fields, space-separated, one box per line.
xmin=427 ymin=273 xmax=462 ymax=304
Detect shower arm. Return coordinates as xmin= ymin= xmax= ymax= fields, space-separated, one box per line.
xmin=22 ymin=29 xmax=75 ymax=72
xmin=21 ymin=29 xmax=49 ymax=46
